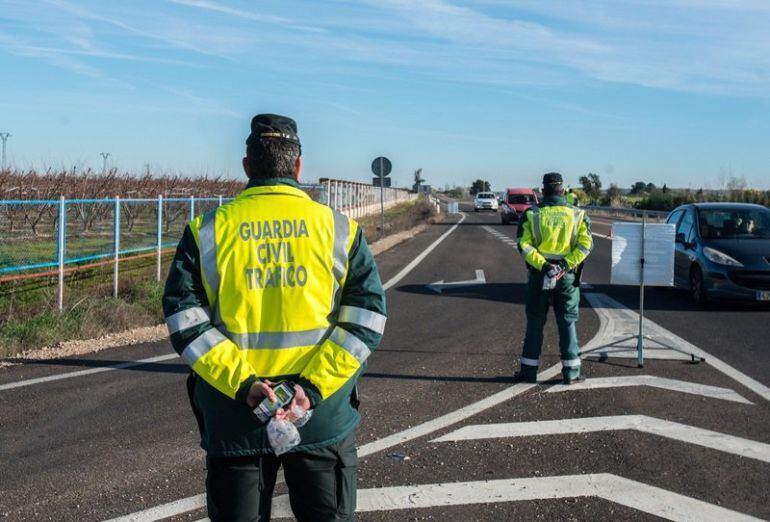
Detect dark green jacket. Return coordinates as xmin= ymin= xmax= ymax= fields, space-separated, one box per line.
xmin=162 ymin=177 xmax=386 ymax=456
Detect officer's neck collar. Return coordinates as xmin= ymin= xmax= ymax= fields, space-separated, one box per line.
xmin=245 ymin=176 xmax=301 ymax=189
xmin=542 ymin=194 xmax=567 ymax=204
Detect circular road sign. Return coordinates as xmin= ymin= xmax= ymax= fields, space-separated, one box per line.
xmin=371 ymin=156 xmax=392 ymax=177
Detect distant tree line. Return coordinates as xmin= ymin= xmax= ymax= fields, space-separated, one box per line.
xmin=576 ymin=172 xmax=769 ymax=210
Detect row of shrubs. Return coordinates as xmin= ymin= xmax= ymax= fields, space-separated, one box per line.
xmin=634 ymin=188 xmax=770 ymax=211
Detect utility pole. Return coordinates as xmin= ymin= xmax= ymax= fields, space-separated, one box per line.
xmin=100 ymin=152 xmax=110 ymax=174
xmin=0 ymin=132 xmax=11 ymax=171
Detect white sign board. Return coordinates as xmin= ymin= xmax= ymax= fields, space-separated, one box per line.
xmin=610 ymin=223 xmax=675 ymax=286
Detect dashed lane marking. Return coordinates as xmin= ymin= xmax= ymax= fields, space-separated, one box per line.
xmin=433 ymin=415 xmax=770 ymax=464
xmin=547 ymin=375 xmax=752 ymax=404
xmin=269 ymin=474 xmax=761 ymax=521
xmin=481 ymin=225 xmax=517 ymax=247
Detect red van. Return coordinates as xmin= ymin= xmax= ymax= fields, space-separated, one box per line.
xmin=500 ymin=188 xmax=539 ymax=225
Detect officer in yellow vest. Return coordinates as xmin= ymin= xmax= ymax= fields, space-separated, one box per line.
xmin=514 ymin=173 xmax=592 ymax=384
xmin=163 ymin=114 xmax=386 ymax=521
xmin=565 ymin=187 xmax=579 ymax=206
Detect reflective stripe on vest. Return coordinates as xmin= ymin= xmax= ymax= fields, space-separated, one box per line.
xmin=181 ymin=328 xmax=228 ymax=366
xmin=166 ymin=306 xmax=210 ymax=334
xmin=338 ymin=305 xmax=386 ymax=334
xmin=530 ymin=206 xmax=543 ymax=246
xmin=329 ymin=326 xmax=371 ymax=364
xmin=570 ymin=208 xmax=582 ymax=248
xmin=224 ymin=327 xmax=329 ymax=349
xmin=331 ymin=211 xmax=350 ymax=313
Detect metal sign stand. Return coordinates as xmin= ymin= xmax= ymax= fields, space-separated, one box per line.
xmin=580 ymin=213 xmax=705 ymax=367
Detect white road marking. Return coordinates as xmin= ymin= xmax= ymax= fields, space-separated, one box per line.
xmin=383 ymin=213 xmax=467 ymax=291
xmin=433 ymin=415 xmax=770 ymax=464
xmin=269 ymin=474 xmax=760 ymax=521
xmin=426 ymin=269 xmax=486 ymax=293
xmin=583 ymin=292 xmax=770 ymax=402
xmin=0 ymin=354 xmax=179 ymax=392
xmin=3 ymin=214 xmax=467 ymax=392
xmin=102 ymin=363 xmax=564 ymax=522
xmin=547 ymin=375 xmax=752 ymax=404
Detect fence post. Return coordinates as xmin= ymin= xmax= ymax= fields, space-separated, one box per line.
xmin=218 ymin=195 xmax=223 ymax=207
xmin=190 ymin=195 xmax=195 ymax=221
xmin=326 ymin=179 xmax=331 ymax=207
xmin=156 ymin=195 xmax=163 ymax=282
xmin=57 ymin=196 xmax=66 ymax=312
xmin=114 ymin=196 xmax=120 ymax=298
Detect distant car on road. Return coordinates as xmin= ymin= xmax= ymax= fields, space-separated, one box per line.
xmin=474 ymin=192 xmax=499 ymax=212
xmin=500 ymin=188 xmax=539 ymax=225
xmin=665 ymin=203 xmax=770 ymax=305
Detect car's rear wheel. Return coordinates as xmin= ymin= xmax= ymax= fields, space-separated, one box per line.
xmin=689 ymin=265 xmax=708 ymax=307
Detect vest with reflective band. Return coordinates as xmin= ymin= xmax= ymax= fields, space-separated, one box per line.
xmin=189 ymin=184 xmax=357 ymax=381
xmin=528 ymin=204 xmax=584 ymax=260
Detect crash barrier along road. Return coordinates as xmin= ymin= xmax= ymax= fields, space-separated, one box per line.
xmin=1 ymin=202 xmax=768 ymax=521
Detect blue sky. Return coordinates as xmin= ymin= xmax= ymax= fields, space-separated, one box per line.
xmin=1 ymin=0 xmax=768 ymax=191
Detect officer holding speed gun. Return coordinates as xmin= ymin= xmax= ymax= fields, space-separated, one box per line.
xmin=163 ymin=114 xmax=386 ymax=521
xmin=514 ymin=172 xmax=593 ymax=384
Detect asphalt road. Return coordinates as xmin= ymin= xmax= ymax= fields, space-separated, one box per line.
xmin=1 ymin=205 xmax=768 ymax=521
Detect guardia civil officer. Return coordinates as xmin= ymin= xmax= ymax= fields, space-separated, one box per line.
xmin=513 ymin=173 xmax=592 ymax=384
xmin=163 ymin=114 xmax=386 ymax=521
xmin=565 ymin=187 xmax=579 ymax=206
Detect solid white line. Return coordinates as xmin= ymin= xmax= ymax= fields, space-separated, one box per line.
xmin=546 ymin=375 xmax=752 ymax=404
xmin=434 ymin=414 xmax=770 ymax=464
xmin=383 ymin=213 xmax=467 ymax=291
xmin=356 ymin=363 xmax=562 ymax=458
xmin=105 ymin=494 xmax=206 ymax=522
xmin=583 ymin=292 xmax=770 ymax=402
xmin=0 ymin=353 xmax=179 ymax=392
xmin=591 ymin=231 xmax=610 ymax=239
xmin=269 ymin=474 xmax=761 ymax=521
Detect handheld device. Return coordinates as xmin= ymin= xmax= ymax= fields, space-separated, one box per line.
xmin=253 ymin=382 xmax=295 ymax=423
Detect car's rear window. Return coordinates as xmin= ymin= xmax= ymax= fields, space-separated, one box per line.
xmin=508 ymin=193 xmax=535 ymax=204
xmin=698 ymin=208 xmax=770 ymax=239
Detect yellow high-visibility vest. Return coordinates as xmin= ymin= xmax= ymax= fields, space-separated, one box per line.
xmin=184 ymin=184 xmax=375 ymax=400
xmin=519 ymin=204 xmax=592 ymax=271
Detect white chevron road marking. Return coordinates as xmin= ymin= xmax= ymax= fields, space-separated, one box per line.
xmin=433 ymin=415 xmax=770 ymax=464
xmin=547 ymin=375 xmax=752 ymax=404
xmin=582 ymin=292 xmax=770 ymax=402
xmin=269 ymin=474 xmax=761 ymax=521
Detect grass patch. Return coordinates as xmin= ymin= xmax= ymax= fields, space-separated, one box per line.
xmin=357 ymin=197 xmax=438 ymax=244
xmin=0 ymin=278 xmax=165 ymax=357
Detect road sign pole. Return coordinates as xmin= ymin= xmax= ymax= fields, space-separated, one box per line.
xmin=379 ymin=158 xmax=385 ymax=238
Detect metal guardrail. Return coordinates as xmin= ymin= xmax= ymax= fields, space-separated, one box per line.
xmin=318 ymin=178 xmax=416 ymax=218
xmin=583 ymin=205 xmax=669 ymax=220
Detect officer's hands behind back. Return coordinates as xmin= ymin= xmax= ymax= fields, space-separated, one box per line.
xmin=246 ymin=379 xmax=277 ymax=408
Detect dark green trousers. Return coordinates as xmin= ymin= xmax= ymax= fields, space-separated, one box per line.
xmin=206 ymin=433 xmax=358 ymax=522
xmin=520 ymin=270 xmax=581 ymax=379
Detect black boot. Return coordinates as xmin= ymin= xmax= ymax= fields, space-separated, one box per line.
xmin=513 ymin=365 xmax=538 ymax=383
